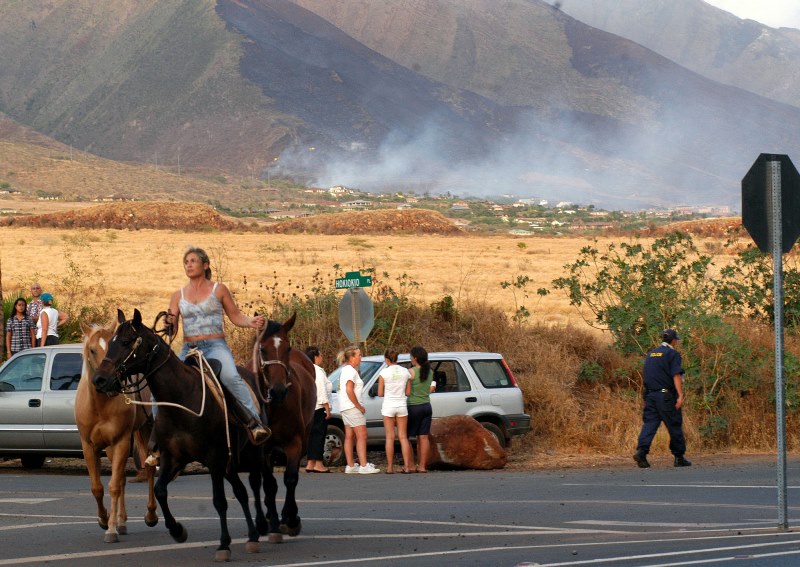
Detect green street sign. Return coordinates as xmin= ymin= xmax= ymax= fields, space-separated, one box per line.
xmin=335 ymin=271 xmax=373 ymax=289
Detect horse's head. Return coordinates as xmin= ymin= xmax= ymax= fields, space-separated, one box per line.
xmin=81 ymin=318 xmax=117 ymax=390
xmin=254 ymin=313 xmax=296 ymax=403
xmin=93 ymin=309 xmax=160 ymax=395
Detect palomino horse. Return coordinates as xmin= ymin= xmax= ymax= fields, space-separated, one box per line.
xmin=252 ymin=313 xmax=316 ymax=541
xmin=93 ymin=309 xmax=269 ymax=562
xmin=75 ymin=320 xmax=158 ymax=543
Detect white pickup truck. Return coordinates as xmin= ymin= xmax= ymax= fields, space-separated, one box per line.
xmin=0 ymin=345 xmax=85 ymax=468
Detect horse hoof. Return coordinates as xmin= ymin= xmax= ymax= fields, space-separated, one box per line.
xmin=117 ymin=525 xmax=127 ymax=535
xmin=267 ymin=532 xmax=283 ymax=544
xmin=214 ymin=549 xmax=231 ymax=562
xmin=171 ymin=524 xmax=188 ymax=543
xmin=145 ymin=515 xmax=159 ymax=528
xmin=280 ymin=520 xmax=301 ymax=537
xmin=98 ymin=518 xmax=109 ymax=531
xmin=104 ymin=532 xmax=119 ymax=543
xmin=245 ymin=541 xmax=260 ymax=554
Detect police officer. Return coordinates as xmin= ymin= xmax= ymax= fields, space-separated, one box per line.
xmin=633 ymin=329 xmax=691 ymax=468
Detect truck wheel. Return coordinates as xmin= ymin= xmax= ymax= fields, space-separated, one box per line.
xmin=323 ymin=424 xmax=345 ymax=467
xmin=481 ymin=422 xmax=506 ymax=448
xmin=20 ymin=455 xmax=46 ymax=469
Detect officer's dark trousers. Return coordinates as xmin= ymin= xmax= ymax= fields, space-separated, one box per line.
xmin=636 ymin=391 xmax=686 ymax=457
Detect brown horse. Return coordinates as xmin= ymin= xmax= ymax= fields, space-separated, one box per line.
xmin=93 ymin=309 xmax=270 ymax=562
xmin=252 ymin=313 xmax=316 ymax=541
xmin=75 ymin=320 xmax=158 ymax=543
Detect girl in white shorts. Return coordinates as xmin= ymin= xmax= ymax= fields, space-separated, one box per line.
xmin=338 ymin=346 xmax=379 ymax=474
xmin=377 ymin=350 xmax=413 ymax=473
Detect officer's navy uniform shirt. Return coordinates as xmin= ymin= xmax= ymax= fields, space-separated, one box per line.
xmin=643 ymin=342 xmax=683 ymax=392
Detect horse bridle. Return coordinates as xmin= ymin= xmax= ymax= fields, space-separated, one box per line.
xmin=107 ymin=326 xmax=170 ymax=395
xmin=257 ymin=347 xmax=293 ymax=393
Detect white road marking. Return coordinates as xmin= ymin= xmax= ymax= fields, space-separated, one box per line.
xmin=564 ymin=483 xmax=800 ymax=489
xmin=567 ymin=519 xmax=774 ymax=528
xmin=0 ymin=498 xmax=59 ymax=504
xmin=6 ymin=531 xmax=800 ymax=567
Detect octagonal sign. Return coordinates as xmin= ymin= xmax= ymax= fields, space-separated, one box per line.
xmin=742 ymin=153 xmax=800 ymax=254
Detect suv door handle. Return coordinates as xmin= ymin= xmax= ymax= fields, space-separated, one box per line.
xmin=465 ymin=396 xmax=477 ymax=402
xmin=29 ymin=399 xmax=41 ymax=408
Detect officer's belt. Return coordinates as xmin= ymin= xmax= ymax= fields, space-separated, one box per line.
xmin=646 ymin=388 xmax=675 ymax=394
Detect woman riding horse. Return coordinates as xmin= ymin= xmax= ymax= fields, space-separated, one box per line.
xmin=163 ymin=246 xmax=269 ymax=447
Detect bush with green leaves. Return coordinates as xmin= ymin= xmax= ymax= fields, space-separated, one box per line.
xmin=551 ymin=232 xmax=767 ymax=444
xmin=714 ymin=244 xmax=800 ymax=328
xmin=552 ymin=232 xmax=713 ymax=355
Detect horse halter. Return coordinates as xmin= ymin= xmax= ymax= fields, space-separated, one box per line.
xmin=257 ymin=346 xmax=293 ymax=390
xmin=107 ymin=326 xmax=167 ymax=394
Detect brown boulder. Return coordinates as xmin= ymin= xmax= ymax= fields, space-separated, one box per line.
xmin=427 ymin=415 xmax=506 ymax=470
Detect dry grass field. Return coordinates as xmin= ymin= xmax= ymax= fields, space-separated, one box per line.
xmin=3 ymin=206 xmax=777 ymax=466
xmin=0 ymin=226 xmax=608 ymax=329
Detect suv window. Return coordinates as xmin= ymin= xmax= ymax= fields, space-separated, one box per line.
xmin=398 ymin=360 xmax=471 ymax=393
xmin=327 ymin=360 xmax=382 ymax=392
xmin=0 ymin=353 xmax=46 ymax=392
xmin=470 ymin=359 xmax=513 ymax=388
xmin=50 ymin=353 xmax=83 ymax=391
xmin=431 ymin=360 xmax=471 ymax=393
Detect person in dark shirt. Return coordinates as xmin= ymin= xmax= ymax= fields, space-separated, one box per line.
xmin=633 ymin=329 xmax=691 ymax=468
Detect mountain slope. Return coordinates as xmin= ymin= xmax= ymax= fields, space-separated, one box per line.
xmin=0 ymin=0 xmax=294 ymax=173
xmin=283 ymin=0 xmax=800 ymax=207
xmin=557 ymin=0 xmax=800 ymax=109
xmin=2 ymin=0 xmax=800 ymax=208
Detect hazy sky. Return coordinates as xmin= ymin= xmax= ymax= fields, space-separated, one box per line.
xmin=704 ymin=1 xmax=800 ymax=29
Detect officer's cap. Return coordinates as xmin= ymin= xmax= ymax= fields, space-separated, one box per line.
xmin=663 ymin=329 xmax=680 ymax=342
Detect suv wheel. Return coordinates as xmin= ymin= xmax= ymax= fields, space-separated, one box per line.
xmin=480 ymin=422 xmax=505 ymax=448
xmin=20 ymin=455 xmax=46 ymax=469
xmin=323 ymin=424 xmax=345 ymax=467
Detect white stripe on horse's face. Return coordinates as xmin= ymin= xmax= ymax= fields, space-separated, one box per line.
xmin=99 ymin=337 xmax=107 ymax=351
xmin=272 ymin=336 xmax=282 ymax=351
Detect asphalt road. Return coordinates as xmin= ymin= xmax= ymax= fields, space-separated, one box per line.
xmin=2 ymin=457 xmax=800 ymax=566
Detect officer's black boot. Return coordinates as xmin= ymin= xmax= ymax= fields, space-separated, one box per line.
xmin=674 ymin=455 xmax=692 ymax=467
xmin=633 ymin=450 xmax=650 ymax=468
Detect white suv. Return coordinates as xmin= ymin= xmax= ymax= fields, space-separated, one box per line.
xmin=323 ymin=352 xmax=530 ymax=467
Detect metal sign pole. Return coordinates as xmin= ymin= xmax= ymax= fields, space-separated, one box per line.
xmin=769 ymin=158 xmax=789 ymax=530
xmin=350 ymin=287 xmax=362 ymax=345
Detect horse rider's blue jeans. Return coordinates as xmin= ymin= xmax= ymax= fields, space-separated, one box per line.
xmin=179 ymin=338 xmax=260 ymax=420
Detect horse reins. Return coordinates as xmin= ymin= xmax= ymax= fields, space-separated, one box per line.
xmin=112 ymin=326 xmax=234 ymax=463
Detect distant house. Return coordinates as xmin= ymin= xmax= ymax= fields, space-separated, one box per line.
xmin=451 ymin=202 xmax=470 ymax=211
xmin=329 ymin=185 xmax=354 ymax=195
xmin=341 ymin=200 xmax=372 ymax=209
xmin=268 ymin=210 xmax=312 ymax=220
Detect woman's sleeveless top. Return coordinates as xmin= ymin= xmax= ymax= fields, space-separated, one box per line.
xmin=180 ymin=282 xmax=224 ymax=337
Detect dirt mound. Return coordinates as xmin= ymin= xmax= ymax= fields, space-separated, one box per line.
xmin=268 ymin=208 xmax=463 ymax=235
xmin=655 ymin=217 xmax=744 ymax=238
xmin=1 ymin=201 xmax=247 ymax=231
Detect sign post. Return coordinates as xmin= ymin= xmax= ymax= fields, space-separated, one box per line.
xmin=336 ymin=272 xmax=374 ymax=345
xmin=742 ymin=153 xmax=800 ymax=530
